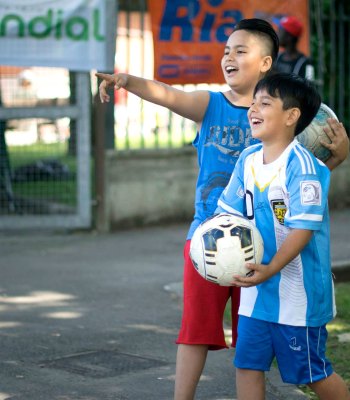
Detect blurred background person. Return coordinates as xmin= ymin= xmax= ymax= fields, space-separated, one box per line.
xmin=274 ymin=15 xmax=315 ymax=80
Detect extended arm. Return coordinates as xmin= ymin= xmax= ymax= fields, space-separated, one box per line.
xmin=323 ymin=119 xmax=349 ymax=170
xmin=95 ymin=72 xmax=210 ymax=123
xmin=231 ymin=229 xmax=313 ymax=287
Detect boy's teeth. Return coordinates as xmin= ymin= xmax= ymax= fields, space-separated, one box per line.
xmin=226 ymin=66 xmax=236 ymax=72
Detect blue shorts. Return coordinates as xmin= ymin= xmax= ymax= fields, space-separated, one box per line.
xmin=234 ymin=316 xmax=333 ymax=384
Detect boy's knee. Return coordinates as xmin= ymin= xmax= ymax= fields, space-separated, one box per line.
xmin=236 ymin=368 xmax=265 ymax=383
xmin=307 ymin=373 xmax=350 ymax=400
xmin=236 ymin=369 xmax=265 ymax=400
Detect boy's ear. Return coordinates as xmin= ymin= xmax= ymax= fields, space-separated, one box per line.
xmin=286 ymin=108 xmax=301 ymax=127
xmin=261 ymin=56 xmax=273 ymax=73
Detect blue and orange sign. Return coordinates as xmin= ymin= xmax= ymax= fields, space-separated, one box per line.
xmin=147 ymin=0 xmax=309 ymax=84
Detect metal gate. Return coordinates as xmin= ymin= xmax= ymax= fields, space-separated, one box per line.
xmin=309 ymin=0 xmax=350 ymax=126
xmin=114 ymin=0 xmax=350 ymax=149
xmin=0 ymin=72 xmax=91 ymax=230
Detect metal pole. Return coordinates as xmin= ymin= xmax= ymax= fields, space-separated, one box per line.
xmin=337 ymin=0 xmax=345 ymax=121
xmin=94 ymin=0 xmax=118 ymax=231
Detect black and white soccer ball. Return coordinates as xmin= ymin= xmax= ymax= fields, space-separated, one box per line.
xmin=297 ymin=103 xmax=338 ymax=163
xmin=190 ymin=213 xmax=264 ymax=286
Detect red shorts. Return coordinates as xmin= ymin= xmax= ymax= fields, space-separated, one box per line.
xmin=176 ymin=240 xmax=240 ymax=350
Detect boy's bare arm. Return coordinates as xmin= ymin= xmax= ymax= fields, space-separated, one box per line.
xmin=231 ymin=229 xmax=313 ymax=287
xmin=323 ymin=119 xmax=349 ymax=170
xmin=95 ymin=72 xmax=210 ymax=123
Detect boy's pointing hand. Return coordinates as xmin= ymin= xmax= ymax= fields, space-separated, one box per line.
xmin=95 ymin=72 xmax=128 ymax=103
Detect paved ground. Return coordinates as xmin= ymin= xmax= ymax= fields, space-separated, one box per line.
xmin=0 ymin=208 xmax=349 ymax=399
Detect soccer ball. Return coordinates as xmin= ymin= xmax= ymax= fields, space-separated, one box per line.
xmin=297 ymin=103 xmax=338 ymax=163
xmin=190 ymin=213 xmax=264 ymax=286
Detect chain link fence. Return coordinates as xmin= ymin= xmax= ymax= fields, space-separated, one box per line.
xmin=0 ymin=67 xmax=91 ymax=228
xmin=1 ymin=67 xmax=73 ymax=214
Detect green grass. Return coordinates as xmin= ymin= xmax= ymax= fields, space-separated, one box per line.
xmin=224 ymin=282 xmax=350 ymax=398
xmin=11 ymin=180 xmax=77 ymax=206
xmin=8 ymin=142 xmax=72 ymax=168
xmin=8 ymin=142 xmax=78 ymax=206
xmin=298 ymin=282 xmax=350 ymax=398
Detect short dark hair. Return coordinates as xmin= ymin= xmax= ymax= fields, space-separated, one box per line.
xmin=233 ymin=18 xmax=279 ymax=62
xmin=254 ymin=72 xmax=321 ymax=135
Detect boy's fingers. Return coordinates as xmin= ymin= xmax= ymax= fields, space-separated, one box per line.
xmin=327 ymin=118 xmax=343 ymax=129
xmin=96 ymin=73 xmax=115 ymax=104
xmin=98 ymin=83 xmax=110 ymax=103
xmin=320 ymin=140 xmax=332 ymax=150
xmin=99 ymin=89 xmax=110 ymax=103
xmin=98 ymin=84 xmax=106 ymax=103
xmin=99 ymin=94 xmax=110 ymax=104
xmin=231 ymin=275 xmax=254 ymax=287
xmin=95 ymin=72 xmax=113 ymax=81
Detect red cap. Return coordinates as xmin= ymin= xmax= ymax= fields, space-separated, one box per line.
xmin=280 ymin=16 xmax=303 ymax=38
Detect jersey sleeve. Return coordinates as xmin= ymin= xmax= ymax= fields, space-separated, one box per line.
xmin=284 ymin=146 xmax=330 ymax=230
xmin=215 ymin=151 xmax=246 ymax=216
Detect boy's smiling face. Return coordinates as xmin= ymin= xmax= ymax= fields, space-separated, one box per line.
xmin=221 ymin=30 xmax=272 ymax=95
xmin=248 ymin=89 xmax=292 ymax=142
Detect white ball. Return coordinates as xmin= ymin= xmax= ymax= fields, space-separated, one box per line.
xmin=190 ymin=213 xmax=264 ymax=286
xmin=297 ymin=103 xmax=338 ymax=163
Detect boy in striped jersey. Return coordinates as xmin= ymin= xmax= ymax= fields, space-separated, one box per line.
xmin=216 ymin=72 xmax=350 ymax=399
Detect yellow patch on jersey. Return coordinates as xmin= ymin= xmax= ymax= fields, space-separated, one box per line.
xmin=271 ymin=200 xmax=287 ymax=225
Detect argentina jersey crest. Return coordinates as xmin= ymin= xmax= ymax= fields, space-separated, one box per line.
xmin=271 ymin=200 xmax=287 ymax=225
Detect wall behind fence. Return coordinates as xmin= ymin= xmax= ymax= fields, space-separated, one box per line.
xmin=103 ymin=147 xmax=350 ymax=231
xmin=104 ymin=147 xmax=198 ymax=230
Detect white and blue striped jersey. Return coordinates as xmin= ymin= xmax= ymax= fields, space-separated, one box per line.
xmin=217 ymin=140 xmax=336 ymax=327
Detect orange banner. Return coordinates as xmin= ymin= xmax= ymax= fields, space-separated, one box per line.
xmin=147 ymin=0 xmax=309 ymax=84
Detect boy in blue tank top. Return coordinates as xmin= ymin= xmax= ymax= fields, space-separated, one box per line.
xmin=216 ymin=72 xmax=350 ymax=399
xmin=96 ymin=20 xmax=349 ymax=400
